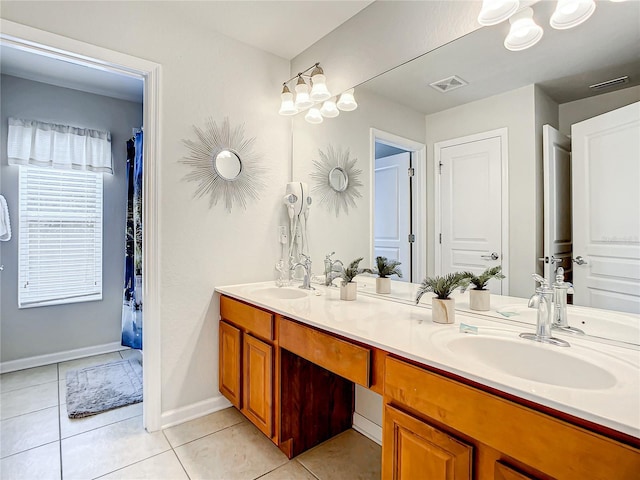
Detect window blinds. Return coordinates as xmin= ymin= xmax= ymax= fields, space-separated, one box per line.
xmin=18 ymin=167 xmax=103 ymax=308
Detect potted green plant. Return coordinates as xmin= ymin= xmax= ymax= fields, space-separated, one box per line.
xmin=340 ymin=257 xmax=371 ymax=301
xmin=372 ymin=256 xmax=402 ymax=294
xmin=415 ymin=272 xmax=470 ymax=324
xmin=464 ymin=266 xmax=505 ymax=311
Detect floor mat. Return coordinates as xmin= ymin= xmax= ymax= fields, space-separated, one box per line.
xmin=66 ymin=358 xmax=142 ymax=418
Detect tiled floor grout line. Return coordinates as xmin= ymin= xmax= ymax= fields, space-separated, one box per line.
xmin=0 ymin=439 xmax=60 ymax=461
xmin=162 ymin=430 xmax=192 ymax=480
xmin=168 ymin=419 xmax=247 ymax=449
xmin=0 ymin=403 xmax=59 ymax=423
xmin=90 ymin=449 xmax=174 ymax=480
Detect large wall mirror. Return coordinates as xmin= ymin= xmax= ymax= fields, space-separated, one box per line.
xmin=292 ymin=1 xmax=640 ymax=344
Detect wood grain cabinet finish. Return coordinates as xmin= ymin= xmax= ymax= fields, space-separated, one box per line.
xmin=242 ymin=334 xmax=273 ymax=437
xmin=279 ymin=317 xmax=371 ymax=387
xmin=219 ymin=320 xmax=241 ymax=408
xmin=384 ymin=356 xmax=640 ymax=480
xmin=383 ymin=404 xmax=472 ymax=480
xmin=220 ymin=295 xmax=274 ymax=341
xmin=494 ymin=462 xmax=536 ymax=480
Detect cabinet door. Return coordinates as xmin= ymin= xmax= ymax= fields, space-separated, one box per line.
xmin=243 ymin=334 xmax=273 ymax=437
xmin=383 ymin=404 xmax=472 ymax=480
xmin=219 ymin=321 xmax=242 ymax=408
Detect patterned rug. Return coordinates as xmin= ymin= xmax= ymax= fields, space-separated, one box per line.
xmin=66 ymin=358 xmax=143 ymax=418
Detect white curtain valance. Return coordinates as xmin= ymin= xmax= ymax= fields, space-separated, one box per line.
xmin=7 ymin=117 xmax=113 ymax=174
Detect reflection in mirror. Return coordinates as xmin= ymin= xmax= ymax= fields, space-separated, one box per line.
xmin=292 ymin=1 xmax=640 ymax=344
xmin=214 ymin=150 xmax=242 ymax=180
xmin=329 ymin=166 xmax=348 ymax=192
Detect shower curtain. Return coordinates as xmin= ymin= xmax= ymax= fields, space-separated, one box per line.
xmin=122 ymin=130 xmax=143 ymax=349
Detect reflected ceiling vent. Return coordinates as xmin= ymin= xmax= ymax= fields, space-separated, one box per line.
xmin=429 ymin=75 xmax=468 ymax=93
xmin=589 ymin=76 xmax=629 ymax=91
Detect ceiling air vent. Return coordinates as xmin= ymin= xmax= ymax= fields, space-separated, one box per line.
xmin=429 ymin=75 xmax=468 ymax=93
xmin=589 ymin=76 xmax=629 ymax=91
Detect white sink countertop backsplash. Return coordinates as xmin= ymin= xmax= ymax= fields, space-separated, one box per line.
xmin=215 ymin=281 xmax=640 ymax=439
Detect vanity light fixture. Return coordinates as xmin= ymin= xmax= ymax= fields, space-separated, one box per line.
xmin=320 ymin=98 xmax=340 ymax=118
xmin=294 ymin=75 xmax=314 ymax=110
xmin=550 ymin=0 xmax=596 ymax=30
xmin=504 ymin=7 xmax=544 ymax=51
xmin=279 ymin=62 xmax=358 ymax=123
xmin=337 ymin=88 xmax=358 ymax=111
xmin=305 ymin=107 xmax=324 ymax=124
xmin=278 ymin=85 xmax=298 ymax=116
xmin=477 ymin=0 xmax=520 ymax=26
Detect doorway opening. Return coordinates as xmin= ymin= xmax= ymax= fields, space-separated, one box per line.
xmin=0 ymin=21 xmax=161 ymax=431
xmin=370 ymin=129 xmax=426 ymax=283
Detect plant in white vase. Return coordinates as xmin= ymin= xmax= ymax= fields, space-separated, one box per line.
xmin=372 ymin=256 xmax=402 ymax=294
xmin=415 ymin=273 xmax=470 ymax=324
xmin=340 ymin=257 xmax=371 ymax=301
xmin=464 ymin=266 xmax=505 ymax=311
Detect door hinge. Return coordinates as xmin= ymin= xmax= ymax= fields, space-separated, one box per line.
xmin=438 ymin=162 xmax=443 ymax=174
xmin=408 ymin=167 xmax=415 ymax=177
xmin=408 ymin=234 xmax=415 ymax=243
xmin=439 ymin=233 xmax=442 ymax=244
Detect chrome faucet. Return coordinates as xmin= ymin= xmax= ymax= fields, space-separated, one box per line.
xmin=520 ymin=274 xmax=570 ymax=347
xmin=291 ymin=253 xmax=314 ymax=290
xmin=323 ymin=252 xmax=344 ymax=286
xmin=552 ymin=267 xmax=584 ymax=335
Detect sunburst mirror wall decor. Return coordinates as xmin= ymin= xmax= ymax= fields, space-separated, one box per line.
xmin=180 ymin=117 xmax=266 ymax=212
xmin=310 ymin=145 xmax=363 ymax=216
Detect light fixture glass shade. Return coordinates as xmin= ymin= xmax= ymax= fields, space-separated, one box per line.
xmin=504 ymin=7 xmax=544 ymax=51
xmin=320 ymin=99 xmax=340 ymax=118
xmin=278 ymin=85 xmax=298 ymax=116
xmin=337 ymin=89 xmax=358 ymax=111
xmin=550 ymin=0 xmax=596 ymax=29
xmin=477 ymin=0 xmax=520 ymax=26
xmin=310 ymin=74 xmax=331 ymax=102
xmin=294 ymin=77 xmax=314 ymax=110
xmin=305 ymin=107 xmax=323 ymax=124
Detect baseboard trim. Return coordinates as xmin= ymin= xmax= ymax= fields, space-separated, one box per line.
xmin=161 ymin=395 xmax=232 ymax=430
xmin=353 ymin=412 xmax=382 ymax=445
xmin=0 ymin=341 xmax=125 ymax=373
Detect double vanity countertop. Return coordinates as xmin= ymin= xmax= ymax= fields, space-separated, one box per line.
xmin=216 ymin=280 xmax=640 ymax=440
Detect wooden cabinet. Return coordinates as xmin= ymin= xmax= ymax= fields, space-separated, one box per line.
xmin=219 ymin=296 xmax=275 ymax=438
xmin=383 ymin=356 xmax=640 ymax=480
xmin=243 ymin=334 xmax=273 ymax=437
xmin=218 ymin=320 xmax=241 ymax=408
xmin=383 ymin=404 xmax=472 ymax=480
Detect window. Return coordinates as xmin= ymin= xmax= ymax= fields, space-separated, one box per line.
xmin=18 ymin=166 xmax=103 ymax=308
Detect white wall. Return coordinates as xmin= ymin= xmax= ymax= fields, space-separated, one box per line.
xmin=425 ymin=85 xmax=540 ymax=298
xmin=559 ymin=85 xmax=640 ymax=136
xmin=291 ymin=1 xmax=481 ymax=97
xmin=0 ymin=74 xmax=143 ymax=362
xmin=0 ymin=2 xmax=290 ymax=418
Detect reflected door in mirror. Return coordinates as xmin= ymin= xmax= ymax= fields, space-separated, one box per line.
xmin=572 ymin=102 xmax=640 ymax=314
xmin=437 ymin=131 xmax=504 ymax=294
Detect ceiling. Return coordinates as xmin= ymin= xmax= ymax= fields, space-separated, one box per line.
xmin=360 ymin=1 xmax=640 ymax=115
xmin=0 ymin=0 xmax=372 ymax=102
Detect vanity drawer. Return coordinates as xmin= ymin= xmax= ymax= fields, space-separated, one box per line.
xmin=220 ymin=295 xmax=274 ymax=341
xmin=279 ymin=317 xmax=370 ymax=387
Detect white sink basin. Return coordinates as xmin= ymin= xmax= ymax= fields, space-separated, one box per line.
xmin=251 ymin=287 xmax=309 ymax=300
xmin=443 ymin=335 xmax=617 ymax=389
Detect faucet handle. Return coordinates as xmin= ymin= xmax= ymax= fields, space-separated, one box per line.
xmin=532 ymin=273 xmax=547 ymax=286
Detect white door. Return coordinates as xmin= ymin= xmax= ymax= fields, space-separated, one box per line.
xmin=374 ymin=152 xmax=411 ymax=282
xmin=572 ymin=101 xmax=640 ymax=314
xmin=543 ymin=125 xmax=573 ymax=283
xmin=438 ymin=133 xmax=504 ymax=293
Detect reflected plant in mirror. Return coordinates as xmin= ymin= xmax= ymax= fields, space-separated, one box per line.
xmin=373 ymin=256 xmax=402 ymax=294
xmin=180 ymin=117 xmax=266 ymax=212
xmin=465 ymin=266 xmax=505 ymax=311
xmin=310 ymin=145 xmax=363 ymax=216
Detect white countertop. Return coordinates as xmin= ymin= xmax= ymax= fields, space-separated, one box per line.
xmin=215 ymin=280 xmax=640 ymax=439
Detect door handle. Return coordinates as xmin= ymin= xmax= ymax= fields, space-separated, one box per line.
xmin=481 ymin=252 xmax=499 ymax=261
xmin=573 ymin=256 xmax=588 ymax=265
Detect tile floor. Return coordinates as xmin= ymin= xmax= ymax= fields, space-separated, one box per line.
xmin=1 ymin=351 xmax=381 ymax=479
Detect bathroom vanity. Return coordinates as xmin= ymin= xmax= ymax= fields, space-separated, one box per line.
xmin=216 ymin=282 xmax=640 ymax=479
